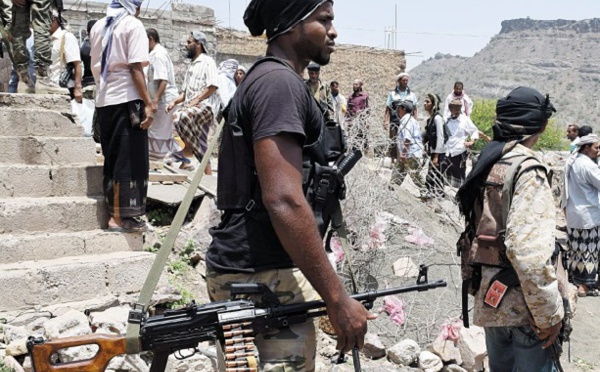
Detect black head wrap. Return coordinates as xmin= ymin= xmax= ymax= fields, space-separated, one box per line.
xmin=493 ymin=86 xmax=555 ymax=141
xmin=456 ymin=86 xmax=556 ymax=219
xmin=244 ymin=0 xmax=332 ymax=42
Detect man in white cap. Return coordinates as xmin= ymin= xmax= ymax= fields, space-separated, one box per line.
xmin=562 ymin=133 xmax=600 ymax=297
xmin=443 ymin=81 xmax=473 ymax=119
xmin=167 ymin=30 xmax=219 ymax=174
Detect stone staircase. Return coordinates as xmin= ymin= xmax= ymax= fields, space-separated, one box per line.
xmin=0 ymin=94 xmax=155 ymax=314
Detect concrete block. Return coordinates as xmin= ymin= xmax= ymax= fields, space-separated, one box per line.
xmin=0 ymin=136 xmax=96 ymax=165
xmin=0 ymin=164 xmax=103 ymax=198
xmin=0 ymin=93 xmax=72 ymax=112
xmin=0 ymin=109 xmax=81 ymax=137
xmin=0 ymin=252 xmax=154 ymax=312
xmin=0 ymin=230 xmax=143 ymax=264
xmin=105 ymin=253 xmax=155 ymax=295
xmin=0 ymin=196 xmax=107 ymax=234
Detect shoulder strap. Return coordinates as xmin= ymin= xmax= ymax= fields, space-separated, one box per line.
xmin=60 ymin=33 xmax=66 ymax=64
xmin=500 ymin=155 xmax=547 ymax=231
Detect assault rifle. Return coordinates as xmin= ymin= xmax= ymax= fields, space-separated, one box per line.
xmin=27 ymin=266 xmax=446 ymax=372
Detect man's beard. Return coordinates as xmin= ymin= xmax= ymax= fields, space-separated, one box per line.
xmin=186 ymin=48 xmax=195 ymax=59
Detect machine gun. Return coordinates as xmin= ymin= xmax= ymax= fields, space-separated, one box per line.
xmin=27 ymin=266 xmax=446 ymax=372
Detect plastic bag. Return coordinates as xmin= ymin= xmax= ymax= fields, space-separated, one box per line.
xmin=71 ymin=98 xmax=95 ymax=137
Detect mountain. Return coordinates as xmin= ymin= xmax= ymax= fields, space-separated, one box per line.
xmin=409 ymin=18 xmax=600 ymax=125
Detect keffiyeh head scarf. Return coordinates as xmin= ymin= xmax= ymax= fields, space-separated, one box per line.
xmin=218 ymin=59 xmax=239 ymax=81
xmin=100 ymin=0 xmax=143 ymax=88
xmin=244 ymin=0 xmax=332 ymax=42
xmin=561 ymin=134 xmax=600 ymax=209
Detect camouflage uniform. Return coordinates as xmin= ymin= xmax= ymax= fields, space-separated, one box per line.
xmin=0 ymin=0 xmax=11 ymax=29
xmin=10 ymin=0 xmax=52 ymax=76
xmin=472 ymin=145 xmax=564 ymax=371
xmin=473 ymin=145 xmax=564 ymax=329
xmin=307 ymin=79 xmax=335 ymax=123
xmin=206 ymin=267 xmax=317 ymax=372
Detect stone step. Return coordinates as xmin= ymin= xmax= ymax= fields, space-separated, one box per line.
xmin=0 ymin=136 xmax=96 ymax=165
xmin=0 ymin=93 xmax=72 ymax=112
xmin=0 ymin=164 xmax=103 ymax=198
xmin=0 ymin=230 xmax=144 ymax=264
xmin=0 ymin=251 xmax=156 ymax=313
xmin=0 ymin=108 xmax=82 ymax=137
xmin=0 ymin=196 xmax=107 ymax=234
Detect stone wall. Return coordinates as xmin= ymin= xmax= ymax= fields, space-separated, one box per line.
xmin=62 ymin=0 xmax=217 ymax=85
xmin=216 ymin=28 xmax=407 ymax=121
xmin=48 ymin=1 xmax=406 ymax=119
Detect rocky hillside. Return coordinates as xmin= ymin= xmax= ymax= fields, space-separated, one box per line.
xmin=409 ymin=18 xmax=600 ymax=125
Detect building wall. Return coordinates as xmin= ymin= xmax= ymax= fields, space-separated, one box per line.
xmin=60 ymin=1 xmax=407 ymax=121
xmin=62 ymin=0 xmax=217 ymax=85
xmin=216 ymin=28 xmax=407 ymax=122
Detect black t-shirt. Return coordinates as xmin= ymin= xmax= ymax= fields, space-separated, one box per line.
xmin=206 ymin=59 xmax=324 ymax=274
xmin=80 ymin=38 xmax=94 ymax=87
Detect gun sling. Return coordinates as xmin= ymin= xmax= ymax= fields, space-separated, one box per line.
xmin=125 ymin=117 xmax=226 ymax=354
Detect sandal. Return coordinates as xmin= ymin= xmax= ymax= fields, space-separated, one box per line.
xmin=179 ymin=162 xmax=196 ymax=171
xmin=107 ymin=218 xmax=147 ymax=233
xmin=577 ymin=287 xmax=599 ymax=297
xmin=171 ymin=151 xmax=191 ymax=164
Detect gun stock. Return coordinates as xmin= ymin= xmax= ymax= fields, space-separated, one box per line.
xmin=28 ymin=333 xmax=130 ymax=372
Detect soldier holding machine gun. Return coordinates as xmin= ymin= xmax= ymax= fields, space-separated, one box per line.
xmin=27 ymin=1 xmax=450 ymax=371
xmin=205 ymin=0 xmax=376 ymax=370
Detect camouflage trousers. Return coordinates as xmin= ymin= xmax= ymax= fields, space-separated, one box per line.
xmin=206 ymin=267 xmax=317 ymax=372
xmin=11 ymin=0 xmax=52 ymax=70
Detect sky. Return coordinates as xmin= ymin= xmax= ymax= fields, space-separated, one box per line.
xmin=139 ymin=0 xmax=596 ymax=71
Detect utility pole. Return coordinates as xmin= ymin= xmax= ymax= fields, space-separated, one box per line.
xmin=384 ymin=4 xmax=398 ymax=49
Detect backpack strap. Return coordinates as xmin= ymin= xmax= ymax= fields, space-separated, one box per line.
xmin=500 ymin=155 xmax=548 ymax=233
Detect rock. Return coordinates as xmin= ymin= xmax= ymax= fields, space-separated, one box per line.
xmin=428 ymin=336 xmax=462 ymax=364
xmin=43 ymin=309 xmax=94 ymax=363
xmin=331 ymin=364 xmax=355 ymax=372
xmin=106 ymin=354 xmax=149 ymax=372
xmin=363 ymin=333 xmax=386 ymax=359
xmin=165 ymin=353 xmax=216 ymax=371
xmin=26 ymin=317 xmax=50 ymax=336
xmin=22 ymin=356 xmax=32 ymax=372
xmin=418 ymin=350 xmax=443 ymax=372
xmin=443 ymin=364 xmax=467 ymax=372
xmin=43 ymin=309 xmax=91 ymax=339
xmin=150 ymin=285 xmax=183 ymax=307
xmin=392 ymin=257 xmax=420 ymax=278
xmin=317 ymin=331 xmax=338 ymax=359
xmin=5 ymin=339 xmax=28 ymax=357
xmin=456 ymin=326 xmax=487 ymax=371
xmin=3 ymin=325 xmax=28 ymax=344
xmin=3 ymin=355 xmax=25 ymax=372
xmin=387 ymin=339 xmax=421 ymax=366
xmin=89 ymin=306 xmax=129 ymax=335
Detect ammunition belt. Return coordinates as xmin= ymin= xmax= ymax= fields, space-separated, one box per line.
xmin=221 ymin=321 xmax=259 ymax=372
